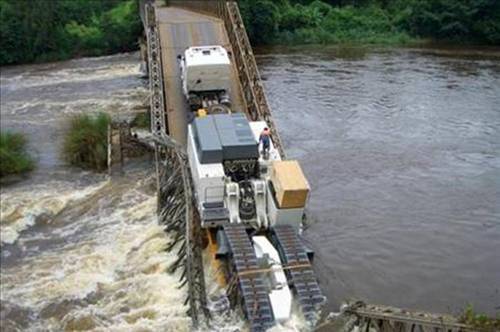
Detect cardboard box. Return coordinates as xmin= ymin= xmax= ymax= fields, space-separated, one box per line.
xmin=271 ymin=160 xmax=310 ymax=209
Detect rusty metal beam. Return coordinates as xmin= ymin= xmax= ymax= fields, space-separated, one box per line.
xmin=155 ymin=138 xmax=209 ymax=327
xmin=342 ymin=302 xmax=476 ymax=332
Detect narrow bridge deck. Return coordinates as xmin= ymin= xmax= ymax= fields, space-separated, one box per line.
xmin=156 ymin=6 xmax=245 ymax=145
xmin=143 ymin=2 xmax=481 ymax=331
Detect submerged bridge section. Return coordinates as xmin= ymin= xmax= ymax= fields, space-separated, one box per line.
xmin=139 ymin=1 xmax=479 ymax=331
xmin=335 ymin=302 xmax=476 ymax=332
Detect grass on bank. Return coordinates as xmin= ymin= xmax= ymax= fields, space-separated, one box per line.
xmin=460 ymin=305 xmax=500 ymax=331
xmin=63 ymin=113 xmax=110 ymax=171
xmin=0 ymin=132 xmax=35 ymax=177
xmin=130 ymin=111 xmax=150 ymax=129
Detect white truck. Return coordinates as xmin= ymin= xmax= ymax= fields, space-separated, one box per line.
xmin=180 ymin=45 xmax=232 ymax=114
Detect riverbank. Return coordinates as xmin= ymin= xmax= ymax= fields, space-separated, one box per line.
xmin=2 ymin=0 xmax=498 ymax=66
xmin=255 ymin=43 xmax=500 ymax=59
xmin=240 ymin=0 xmax=500 ymax=46
xmin=0 ymin=0 xmax=141 ymax=66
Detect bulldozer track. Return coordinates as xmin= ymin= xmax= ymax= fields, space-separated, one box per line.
xmin=223 ymin=224 xmax=274 ymax=332
xmin=272 ymin=225 xmax=325 ymax=324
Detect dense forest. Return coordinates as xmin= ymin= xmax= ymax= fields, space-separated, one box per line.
xmin=0 ymin=0 xmax=499 ymax=65
xmin=0 ymin=0 xmax=142 ymax=65
xmin=240 ymin=0 xmax=500 ymax=45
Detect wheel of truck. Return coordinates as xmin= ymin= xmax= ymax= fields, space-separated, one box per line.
xmin=208 ymin=104 xmax=231 ymax=114
xmin=188 ymin=94 xmax=201 ymax=111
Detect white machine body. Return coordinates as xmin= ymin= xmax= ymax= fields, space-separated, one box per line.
xmin=252 ymin=236 xmax=292 ymax=322
xmin=187 ymin=117 xmax=306 ymax=323
xmin=181 ymin=45 xmax=231 ymax=96
xmin=187 ymin=119 xmax=304 ymax=229
xmin=187 ymin=125 xmax=225 ymax=207
xmin=183 ymin=46 xmax=314 ymax=326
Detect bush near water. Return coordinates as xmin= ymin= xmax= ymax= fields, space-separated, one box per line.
xmin=460 ymin=305 xmax=500 ymax=332
xmin=63 ymin=113 xmax=110 ymax=172
xmin=131 ymin=112 xmax=151 ymax=129
xmin=0 ymin=132 xmax=35 ymax=177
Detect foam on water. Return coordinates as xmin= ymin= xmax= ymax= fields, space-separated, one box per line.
xmin=0 ymin=180 xmax=107 ymax=245
xmin=1 ymin=52 xmax=193 ymax=330
xmin=0 ymin=53 xmax=142 ymax=91
xmin=1 ymin=169 xmax=311 ymax=332
xmin=1 ymin=171 xmax=192 ymax=331
xmin=0 ymin=51 xmax=319 ymax=332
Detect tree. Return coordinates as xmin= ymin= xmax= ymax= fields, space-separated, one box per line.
xmin=242 ymin=0 xmax=279 ymax=44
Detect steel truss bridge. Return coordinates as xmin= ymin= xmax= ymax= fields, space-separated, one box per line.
xmin=137 ymin=1 xmax=480 ymax=331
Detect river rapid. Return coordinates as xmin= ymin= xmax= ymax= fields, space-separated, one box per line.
xmin=0 ymin=54 xmax=191 ymax=331
xmin=0 ymin=52 xmax=305 ymax=332
xmin=0 ymin=46 xmax=499 ymax=331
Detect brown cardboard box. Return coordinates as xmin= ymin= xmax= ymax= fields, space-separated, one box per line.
xmin=271 ymin=160 xmax=310 ymax=209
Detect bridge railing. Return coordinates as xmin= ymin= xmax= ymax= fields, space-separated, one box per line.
xmin=167 ymin=0 xmax=224 ymax=17
xmin=168 ymin=0 xmax=286 ymax=159
xmin=340 ymin=301 xmax=475 ymax=332
xmin=139 ymin=0 xmax=154 ymax=29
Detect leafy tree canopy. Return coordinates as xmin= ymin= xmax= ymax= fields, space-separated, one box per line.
xmin=1 ymin=0 xmax=498 ymax=65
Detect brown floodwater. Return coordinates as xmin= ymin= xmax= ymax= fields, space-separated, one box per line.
xmin=0 ymin=45 xmax=499 ymax=332
xmin=0 ymin=54 xmax=192 ymax=331
xmin=256 ymin=45 xmax=500 ymax=316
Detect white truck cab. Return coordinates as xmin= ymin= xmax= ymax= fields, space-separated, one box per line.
xmin=180 ymin=46 xmax=232 ymax=112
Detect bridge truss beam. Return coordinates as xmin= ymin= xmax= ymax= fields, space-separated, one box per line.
xmin=338 ymin=302 xmax=475 ymax=332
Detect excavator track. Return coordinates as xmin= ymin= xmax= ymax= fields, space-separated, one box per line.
xmin=223 ymin=224 xmax=274 ymax=332
xmin=272 ymin=225 xmax=325 ymax=323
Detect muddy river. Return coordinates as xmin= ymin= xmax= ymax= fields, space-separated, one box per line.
xmin=257 ymin=45 xmax=500 ymax=316
xmin=1 ymin=46 xmax=499 ymax=331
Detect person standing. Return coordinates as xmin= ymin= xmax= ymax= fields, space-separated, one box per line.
xmin=259 ymin=127 xmax=271 ymax=159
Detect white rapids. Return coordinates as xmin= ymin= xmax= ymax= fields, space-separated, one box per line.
xmin=0 ymin=52 xmax=312 ymax=332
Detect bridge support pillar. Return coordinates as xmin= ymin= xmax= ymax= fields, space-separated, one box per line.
xmin=108 ymin=123 xmax=125 ymax=176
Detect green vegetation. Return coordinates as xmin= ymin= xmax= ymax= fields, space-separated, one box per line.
xmin=459 ymin=305 xmax=500 ymax=332
xmin=131 ymin=112 xmax=151 ymax=129
xmin=0 ymin=0 xmax=142 ymax=65
xmin=240 ymin=0 xmax=500 ymax=45
xmin=63 ymin=113 xmax=110 ymax=171
xmin=1 ymin=0 xmax=498 ymax=65
xmin=0 ymin=132 xmax=34 ymax=177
